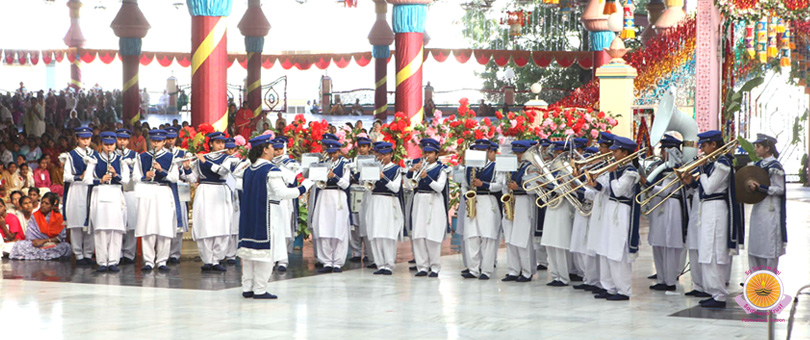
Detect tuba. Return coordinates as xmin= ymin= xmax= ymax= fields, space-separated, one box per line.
xmin=465 ymin=167 xmax=477 ymax=219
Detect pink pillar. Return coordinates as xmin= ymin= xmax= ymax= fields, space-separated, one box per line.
xmin=695 ymin=0 xmax=720 ymax=131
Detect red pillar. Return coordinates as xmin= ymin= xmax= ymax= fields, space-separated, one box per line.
xmin=64 ymin=0 xmax=86 ymax=91
xmin=188 ymin=0 xmax=233 ymax=131
xmin=238 ymin=0 xmax=271 ymax=127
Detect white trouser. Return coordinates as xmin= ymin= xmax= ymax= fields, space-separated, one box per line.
xmin=688 ymin=249 xmax=704 ymax=292
xmin=93 ymin=230 xmax=123 ymax=267
xmin=702 ymin=260 xmax=730 ymax=302
xmin=581 ymin=253 xmax=601 ymax=288
xmin=506 ymin=244 xmax=534 ymax=278
xmin=242 ymin=259 xmax=274 ymax=295
xmin=170 ymin=231 xmax=184 ymax=259
xmin=547 ymin=247 xmax=570 ymax=284
xmin=318 ymin=237 xmax=348 ymax=268
xmin=533 ymin=237 xmax=548 ymax=266
xmin=197 ymin=236 xmax=229 ymax=265
xmin=277 ymin=239 xmax=293 ymax=267
xmin=70 ymin=228 xmax=95 ymax=260
xmin=312 ymin=236 xmax=322 ymax=264
xmin=413 ymin=238 xmax=442 ymax=273
xmin=225 ymin=235 xmax=238 ymax=260
xmin=659 ymin=247 xmax=683 ymax=286
xmin=460 ymin=236 xmax=468 ymax=268
xmin=652 ymin=246 xmax=665 ymax=282
xmin=601 ymin=255 xmax=632 ymax=296
xmin=121 ymin=229 xmax=137 ymax=260
xmin=568 ymin=251 xmax=581 ymax=276
xmin=748 ymin=255 xmax=779 ymax=273
xmin=349 ymin=226 xmax=365 ymax=258
xmin=142 ymin=235 xmax=171 ymax=268
xmin=371 ymin=238 xmax=398 ymax=271
xmin=464 ymin=237 xmax=498 ymax=277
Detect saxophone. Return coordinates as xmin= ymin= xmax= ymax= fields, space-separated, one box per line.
xmin=501 ymin=177 xmax=515 ymax=221
xmin=465 ymin=167 xmax=477 ymax=219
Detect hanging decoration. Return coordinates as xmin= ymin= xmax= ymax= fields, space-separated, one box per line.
xmin=767 ymin=16 xmax=779 ymax=57
xmin=756 ymin=17 xmax=768 ymax=61
xmin=745 ymin=22 xmax=755 ymax=57
xmin=500 ymin=10 xmax=532 ymax=37
xmin=620 ymin=0 xmax=636 ymax=39
xmin=603 ymin=0 xmax=618 ymax=15
xmin=715 ymin=0 xmax=810 ymax=21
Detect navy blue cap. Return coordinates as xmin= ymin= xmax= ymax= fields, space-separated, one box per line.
xmin=115 ymin=128 xmax=132 ymax=139
xmin=165 ymin=126 xmax=179 ymax=138
xmin=697 ymin=130 xmax=724 ymax=145
xmin=660 ymin=134 xmax=682 ymax=148
xmin=323 ymin=140 xmax=342 ymax=153
xmin=356 ymin=136 xmax=372 ymax=145
xmin=74 ymin=126 xmax=93 ymax=138
xmin=420 ymin=138 xmax=439 ymax=146
xmin=100 ymin=131 xmax=117 ymax=144
xmin=753 ymin=133 xmax=777 ymax=145
xmin=511 ymin=140 xmax=533 ymax=153
xmin=374 ymin=141 xmax=393 ymax=154
xmin=528 ymin=140 xmax=539 ymax=146
xmin=270 ymin=138 xmax=285 ymax=149
xmin=276 ymin=135 xmax=290 ymax=144
xmin=598 ymin=132 xmax=615 ymax=145
xmin=149 ymin=129 xmax=167 ymax=141
xmin=470 ymin=139 xmax=492 ymax=151
xmin=574 ymin=137 xmax=588 ymax=149
xmin=207 ymin=132 xmax=227 ymax=141
xmin=322 ymin=133 xmax=339 ymax=142
xmin=609 ymin=136 xmax=638 ymax=151
xmin=249 ymin=135 xmax=273 ymax=148
xmin=584 ymin=146 xmax=599 ymax=154
xmin=421 ymin=139 xmax=440 ymax=153
xmin=225 ymin=138 xmax=236 ymax=149
xmin=551 ymin=141 xmax=567 ymax=151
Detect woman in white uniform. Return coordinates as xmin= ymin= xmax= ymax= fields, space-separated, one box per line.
xmin=89 ymin=132 xmax=130 ymax=272
xmin=238 ymin=135 xmax=313 ymax=299
xmin=746 ymin=133 xmax=786 ymax=272
xmin=310 ymin=138 xmax=352 ymax=273
xmin=541 ymin=141 xmax=575 ymax=287
xmin=367 ymin=142 xmax=404 ymax=275
xmin=407 ymin=138 xmax=448 ymax=277
xmin=584 ymin=133 xmax=615 ymax=296
xmin=115 ymin=128 xmax=139 ymax=265
xmin=190 ymin=132 xmax=234 ymax=272
xmin=501 ymin=140 xmax=537 ymax=282
xmin=62 ymin=126 xmax=97 ymax=265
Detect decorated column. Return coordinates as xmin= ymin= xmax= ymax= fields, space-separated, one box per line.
xmin=111 ymin=0 xmax=150 ymax=125
xmin=581 ymin=0 xmax=613 ymax=76
xmin=639 ymin=0 xmax=665 ymax=44
xmin=187 ymin=0 xmax=233 ymax=131
xmin=693 ymin=0 xmax=720 ymax=131
xmin=595 ymin=37 xmax=637 ymax=138
xmin=653 ymin=0 xmax=685 ymax=34
xmin=64 ymin=0 xmax=86 ymax=91
xmin=368 ymin=0 xmax=395 ymax=121
xmin=238 ymin=0 xmax=271 ymax=121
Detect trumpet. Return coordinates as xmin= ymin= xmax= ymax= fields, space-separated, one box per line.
xmin=408 ymin=162 xmax=436 ymax=188
xmin=570 ymin=152 xmax=614 ymax=174
xmin=540 ymin=147 xmax=648 ymax=207
xmin=465 ymin=167 xmax=477 ymax=219
xmin=315 ymin=158 xmax=341 ymax=189
xmin=636 ymin=141 xmax=737 ymax=215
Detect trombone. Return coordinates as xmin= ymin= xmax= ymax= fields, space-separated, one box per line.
xmin=539 ymin=147 xmax=648 ymax=207
xmin=635 ymin=141 xmax=737 ymax=215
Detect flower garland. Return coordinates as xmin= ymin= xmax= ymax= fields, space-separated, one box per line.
xmin=411 ymin=109 xmax=455 ymax=154
xmin=282 ymin=114 xmax=329 ymax=158
xmin=380 ymin=112 xmax=413 ymax=165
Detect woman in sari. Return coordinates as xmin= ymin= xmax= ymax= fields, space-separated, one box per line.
xmin=9 ymin=192 xmax=71 ymax=260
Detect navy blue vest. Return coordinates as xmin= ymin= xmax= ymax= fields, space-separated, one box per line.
xmin=310 ymin=156 xmax=354 ymax=225
xmin=466 ymin=161 xmax=497 ymax=194
xmin=197 ymin=152 xmax=229 ymax=184
xmin=239 ymin=161 xmax=279 ymax=250
xmin=138 ymin=150 xmax=174 ymax=184
xmin=92 ymin=152 xmax=123 ymax=185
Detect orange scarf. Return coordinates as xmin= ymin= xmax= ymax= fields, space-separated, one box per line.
xmin=34 ymin=210 xmax=64 ymax=238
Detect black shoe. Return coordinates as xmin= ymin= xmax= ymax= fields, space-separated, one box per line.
xmin=548 ymin=280 xmax=568 ymax=287
xmin=461 ymin=268 xmax=470 ymax=274
xmin=648 ymin=273 xmax=658 ymax=279
xmin=278 ymin=265 xmax=287 ymax=272
xmin=382 ymin=269 xmax=392 ymax=275
xmin=656 ymin=285 xmax=676 ymax=291
xmin=536 ymin=264 xmax=547 ymax=271
xmin=592 ymin=288 xmax=607 ymax=295
xmin=516 ymin=275 xmax=532 ymax=283
xmin=584 ymin=285 xmax=598 ymax=292
xmin=120 ymin=257 xmax=136 ymax=265
xmin=461 ymin=272 xmax=477 ymax=279
xmin=502 ymin=274 xmax=519 ymax=282
xmin=685 ymin=289 xmax=702 ymax=296
xmin=332 ymin=267 xmax=343 ymax=273
xmin=253 ymin=293 xmax=278 ymax=300
xmin=76 ymin=258 xmax=88 ymax=266
xmin=478 ymin=274 xmax=490 ymax=280
xmin=362 ymin=256 xmax=369 ymax=263
xmin=594 ymin=292 xmax=612 ymax=299
xmin=318 ymin=267 xmax=333 ymax=273
xmin=142 ymin=265 xmax=153 ymax=272
xmin=158 ymin=265 xmax=171 ymax=272
xmin=226 ymin=259 xmax=236 ymax=265
xmin=212 ymin=264 xmax=227 ymax=272
xmin=373 ymin=269 xmax=385 ymax=275
xmin=569 ymin=274 xmax=583 ymax=282
xmin=428 ymin=272 xmax=438 ymax=278
xmin=700 ymin=299 xmax=727 ymax=308
xmin=408 ymin=259 xmax=416 ymax=264
xmin=201 ymin=264 xmax=213 ymax=271
xmin=415 ymin=271 xmax=428 ymax=277
xmin=315 ymin=262 xmax=325 ymax=268
xmin=96 ymin=266 xmax=108 ymax=272
xmin=108 ymin=265 xmax=120 ymax=273
xmin=242 ymin=291 xmax=254 ymax=298
xmin=167 ymin=257 xmax=180 ymax=264
xmin=349 ymin=256 xmax=362 ymax=263
xmin=699 ymin=297 xmax=714 ymax=305
xmin=606 ymin=294 xmax=630 ymax=301
xmin=650 ymin=283 xmax=667 ymax=290
xmin=366 ymin=264 xmax=378 ymax=269
xmin=573 ymin=284 xmax=590 ymax=290
xmin=409 ymin=266 xmax=417 ymax=271
xmin=694 ymin=291 xmax=712 ymax=298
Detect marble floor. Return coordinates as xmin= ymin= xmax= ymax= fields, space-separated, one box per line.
xmin=2 ymin=186 xmax=810 ymax=339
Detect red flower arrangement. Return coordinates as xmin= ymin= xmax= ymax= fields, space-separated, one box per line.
xmin=283 ymin=114 xmax=329 ymax=158
xmin=381 ymin=112 xmax=412 ymax=165
xmin=177 ymin=123 xmax=229 ymax=154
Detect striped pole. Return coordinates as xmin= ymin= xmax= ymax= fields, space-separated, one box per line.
xmin=389 ymin=1 xmax=430 ymax=157
xmin=64 ymin=0 xmax=86 ymax=92
xmin=112 ymin=0 xmax=150 ymax=126
xmin=238 ymin=0 xmax=271 ymax=125
xmin=188 ymin=0 xmax=233 ymax=132
xmin=369 ymin=1 xmax=394 ymax=121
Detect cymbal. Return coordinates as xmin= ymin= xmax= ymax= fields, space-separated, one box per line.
xmin=735 ymin=165 xmax=771 ymax=204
